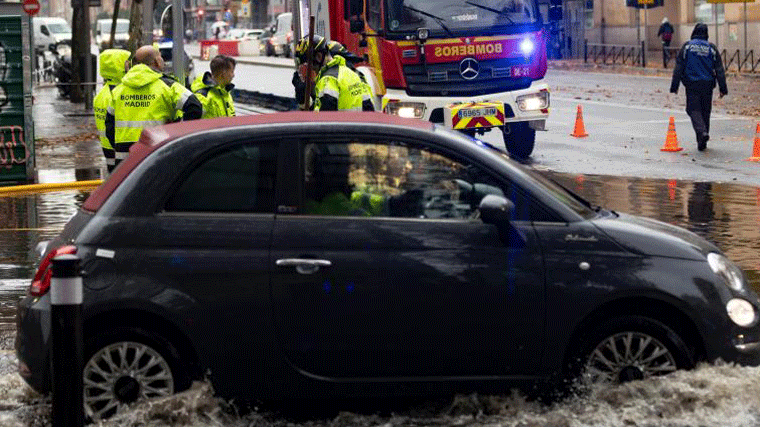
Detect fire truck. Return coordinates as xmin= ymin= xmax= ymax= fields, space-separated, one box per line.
xmin=295 ymin=0 xmax=549 ymax=158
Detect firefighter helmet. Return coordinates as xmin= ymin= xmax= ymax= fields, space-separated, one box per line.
xmin=295 ymin=34 xmax=328 ymax=66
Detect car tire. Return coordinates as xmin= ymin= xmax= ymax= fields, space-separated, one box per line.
xmin=266 ymin=44 xmax=275 ymax=57
xmin=502 ymin=122 xmax=535 ymax=160
xmin=82 ymin=327 xmax=191 ymax=421
xmin=566 ymin=315 xmax=694 ymax=389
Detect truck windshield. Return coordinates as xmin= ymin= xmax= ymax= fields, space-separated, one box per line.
xmin=100 ymin=22 xmax=130 ymax=33
xmin=386 ymin=0 xmax=539 ymax=35
xmin=47 ymin=23 xmax=72 ymax=34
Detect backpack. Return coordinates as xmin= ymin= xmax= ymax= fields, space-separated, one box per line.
xmin=663 ymin=32 xmax=672 ymax=42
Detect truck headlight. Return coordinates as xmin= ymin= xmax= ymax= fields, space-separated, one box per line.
xmin=384 ymin=101 xmax=425 ymax=119
xmin=727 ymin=298 xmax=756 ymax=327
xmin=520 ymin=38 xmax=534 ymax=56
xmin=707 ymin=253 xmax=745 ymax=291
xmin=516 ymin=92 xmax=549 ymax=111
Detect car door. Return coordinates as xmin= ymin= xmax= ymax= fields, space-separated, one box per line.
xmin=143 ymin=140 xmax=279 ymax=397
xmin=271 ymin=136 xmax=546 ymax=379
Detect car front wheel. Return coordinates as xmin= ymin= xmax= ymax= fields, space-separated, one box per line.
xmin=568 ymin=315 xmax=694 ymax=388
xmin=83 ymin=327 xmax=191 ymax=421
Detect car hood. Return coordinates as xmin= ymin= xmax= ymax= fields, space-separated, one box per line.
xmin=591 ymin=212 xmax=719 ymax=260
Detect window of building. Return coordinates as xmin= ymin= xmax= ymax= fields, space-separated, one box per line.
xmin=166 ymin=143 xmax=277 ymax=213
xmin=584 ymin=0 xmax=594 ymax=29
xmin=694 ymin=0 xmax=724 ymax=24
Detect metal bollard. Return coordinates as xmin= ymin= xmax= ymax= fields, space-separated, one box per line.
xmin=50 ymin=254 xmax=84 ymax=427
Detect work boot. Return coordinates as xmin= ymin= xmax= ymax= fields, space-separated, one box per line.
xmin=697 ymin=133 xmax=709 ymax=151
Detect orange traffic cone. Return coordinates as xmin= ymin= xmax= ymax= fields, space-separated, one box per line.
xmin=571 ymin=105 xmax=588 ymax=137
xmin=745 ymin=123 xmax=760 ymax=162
xmin=660 ymin=116 xmax=683 ymax=152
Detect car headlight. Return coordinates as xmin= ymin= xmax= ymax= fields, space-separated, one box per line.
xmin=727 ymin=298 xmax=756 ymax=327
xmin=707 ymin=253 xmax=745 ymax=291
xmin=384 ymin=101 xmax=425 ymax=119
xmin=516 ymin=92 xmax=549 ymax=111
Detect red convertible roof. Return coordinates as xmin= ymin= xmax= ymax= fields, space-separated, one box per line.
xmin=83 ymin=112 xmax=434 ymax=213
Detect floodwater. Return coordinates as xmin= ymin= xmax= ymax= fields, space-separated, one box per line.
xmin=1 ymin=171 xmax=760 ymax=426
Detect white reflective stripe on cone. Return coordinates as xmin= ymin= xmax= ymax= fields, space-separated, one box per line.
xmin=50 ymin=277 xmax=83 ymax=305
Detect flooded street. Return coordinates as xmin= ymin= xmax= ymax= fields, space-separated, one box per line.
xmin=2 ymin=172 xmax=760 ymax=426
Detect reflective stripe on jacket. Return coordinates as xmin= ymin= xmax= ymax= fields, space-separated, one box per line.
xmin=94 ymin=49 xmax=131 ymax=152
xmin=313 ymin=56 xmax=374 ymax=112
xmin=191 ymin=71 xmax=236 ymax=118
xmin=106 ymin=64 xmax=202 ymax=162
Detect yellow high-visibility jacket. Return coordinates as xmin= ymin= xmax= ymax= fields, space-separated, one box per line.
xmin=314 ymin=55 xmax=374 ymax=112
xmin=105 ymin=64 xmax=202 ymax=168
xmin=93 ymin=49 xmax=130 ymax=173
xmin=191 ymin=71 xmax=236 ymax=119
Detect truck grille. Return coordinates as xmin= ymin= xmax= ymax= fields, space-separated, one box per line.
xmin=403 ymin=59 xmax=534 ymax=97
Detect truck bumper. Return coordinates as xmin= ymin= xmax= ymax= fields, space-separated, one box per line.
xmin=381 ymin=80 xmax=550 ymax=130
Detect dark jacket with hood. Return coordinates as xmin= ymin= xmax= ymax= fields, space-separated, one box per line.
xmin=670 ymin=23 xmax=727 ymax=95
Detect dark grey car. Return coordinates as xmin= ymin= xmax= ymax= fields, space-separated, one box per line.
xmin=16 ymin=112 xmax=760 ymax=420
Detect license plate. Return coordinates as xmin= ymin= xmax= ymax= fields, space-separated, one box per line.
xmin=445 ymin=102 xmax=505 ymax=130
xmin=458 ymin=107 xmax=498 ymax=119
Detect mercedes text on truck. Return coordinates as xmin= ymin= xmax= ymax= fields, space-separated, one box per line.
xmin=301 ymin=0 xmax=549 ymax=158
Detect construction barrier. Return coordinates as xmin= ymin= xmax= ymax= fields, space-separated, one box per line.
xmin=199 ymin=40 xmax=239 ymax=59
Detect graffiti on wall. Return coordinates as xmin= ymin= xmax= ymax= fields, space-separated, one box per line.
xmin=0 ymin=126 xmax=27 ymax=168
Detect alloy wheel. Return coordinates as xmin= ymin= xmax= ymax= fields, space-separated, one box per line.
xmin=583 ymin=331 xmax=678 ymax=385
xmin=83 ymin=341 xmax=174 ymax=420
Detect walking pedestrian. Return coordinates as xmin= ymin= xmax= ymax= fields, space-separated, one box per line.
xmin=657 ymin=17 xmax=675 ymax=65
xmin=191 ymin=54 xmax=236 ymax=118
xmin=669 ymin=23 xmax=727 ymax=151
xmin=93 ymin=48 xmax=130 ymax=174
xmin=106 ymin=45 xmax=202 ymax=168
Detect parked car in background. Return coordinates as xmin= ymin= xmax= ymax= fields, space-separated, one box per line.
xmin=16 ymin=112 xmax=760 ymax=421
xmin=95 ymin=19 xmax=130 ymax=50
xmin=226 ymin=28 xmax=264 ymax=41
xmin=267 ymin=12 xmax=292 ymax=57
xmin=157 ymin=41 xmax=195 ymax=88
xmin=32 ymin=17 xmax=72 ymax=54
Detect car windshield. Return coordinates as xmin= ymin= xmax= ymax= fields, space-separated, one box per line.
xmin=100 ymin=22 xmax=130 ymax=33
xmin=472 ymin=139 xmax=596 ymax=218
xmin=386 ymin=0 xmax=538 ymax=35
xmin=47 ymin=23 xmax=71 ymax=34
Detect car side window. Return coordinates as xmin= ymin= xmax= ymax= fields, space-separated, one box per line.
xmin=300 ymin=140 xmax=509 ymax=219
xmin=165 ymin=143 xmax=277 ymax=213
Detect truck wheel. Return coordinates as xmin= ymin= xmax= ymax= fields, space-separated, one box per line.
xmin=502 ymin=122 xmax=535 ymax=160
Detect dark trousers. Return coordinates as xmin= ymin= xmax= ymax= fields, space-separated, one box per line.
xmin=684 ymin=81 xmax=713 ymax=139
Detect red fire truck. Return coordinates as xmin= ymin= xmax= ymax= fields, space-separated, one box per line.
xmin=295 ymin=0 xmax=549 ymax=158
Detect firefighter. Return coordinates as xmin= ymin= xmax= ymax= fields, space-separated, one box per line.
xmin=105 ymin=45 xmax=202 ymax=168
xmin=93 ymin=48 xmax=131 ymax=174
xmin=293 ymin=35 xmax=375 ymax=112
xmin=292 ymin=39 xmax=366 ymax=108
xmin=191 ymin=54 xmax=237 ymax=119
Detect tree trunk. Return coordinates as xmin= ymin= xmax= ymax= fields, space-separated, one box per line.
xmin=109 ymin=0 xmax=122 ymax=49
xmin=70 ymin=4 xmax=84 ymax=103
xmin=127 ymin=0 xmax=143 ymax=54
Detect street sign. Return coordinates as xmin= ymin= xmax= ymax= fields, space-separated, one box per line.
xmin=626 ymin=0 xmax=663 ymax=7
xmin=22 ymin=0 xmax=40 ymax=16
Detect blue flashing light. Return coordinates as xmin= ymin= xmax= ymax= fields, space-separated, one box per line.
xmin=323 ymin=281 xmax=332 ymax=293
xmin=346 ymin=283 xmax=355 ymax=293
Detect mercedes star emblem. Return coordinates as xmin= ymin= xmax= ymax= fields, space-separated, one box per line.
xmin=459 ymin=58 xmax=479 ymax=80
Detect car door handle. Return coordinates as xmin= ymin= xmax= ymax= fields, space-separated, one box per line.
xmin=276 ymin=258 xmax=332 ymax=274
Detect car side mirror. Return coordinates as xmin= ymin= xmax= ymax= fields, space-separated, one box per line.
xmin=41 ymin=26 xmax=50 ymax=36
xmin=350 ymin=17 xmax=365 ymax=33
xmin=479 ymin=194 xmax=514 ymax=224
